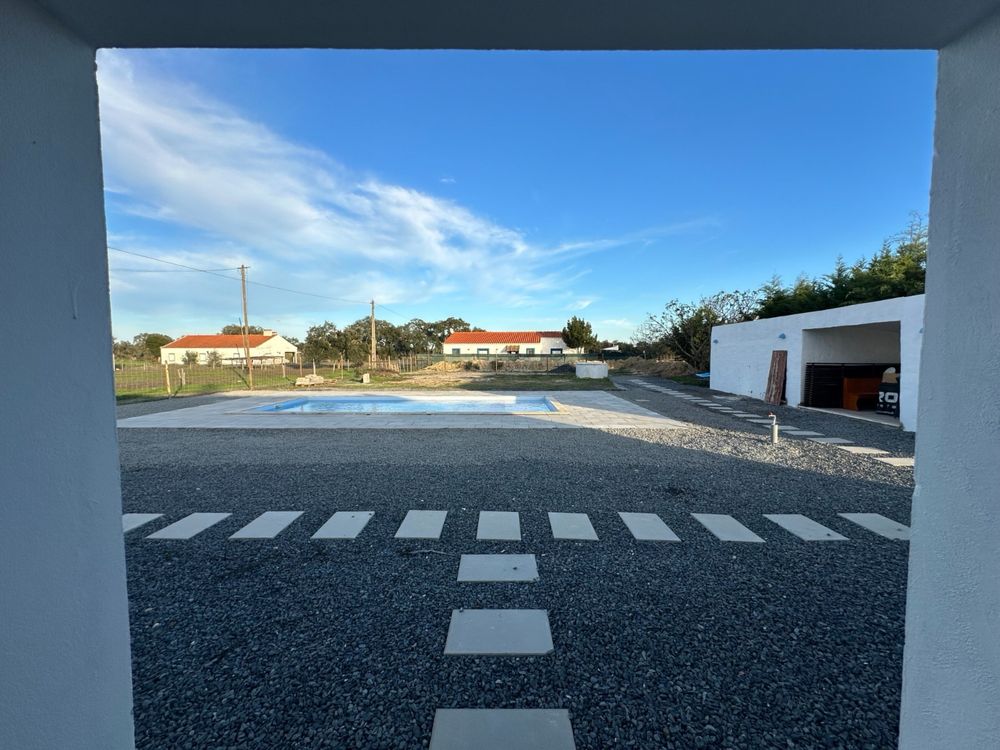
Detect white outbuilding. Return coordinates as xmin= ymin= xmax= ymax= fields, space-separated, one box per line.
xmin=709 ymin=295 xmax=924 ymax=431
xmin=159 ymin=330 xmax=298 ymax=365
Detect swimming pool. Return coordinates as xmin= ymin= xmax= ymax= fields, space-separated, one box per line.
xmin=253 ymin=395 xmax=558 ymax=414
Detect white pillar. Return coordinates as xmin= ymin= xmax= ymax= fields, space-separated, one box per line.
xmin=0 ymin=1 xmax=135 ymax=748
xmin=900 ymin=9 xmax=1000 ymax=748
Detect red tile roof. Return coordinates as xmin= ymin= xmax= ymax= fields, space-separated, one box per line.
xmin=162 ymin=334 xmax=278 ymax=349
xmin=443 ymin=331 xmax=565 ymax=344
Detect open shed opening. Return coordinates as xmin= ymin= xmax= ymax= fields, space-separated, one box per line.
xmin=801 ymin=321 xmax=901 ymax=418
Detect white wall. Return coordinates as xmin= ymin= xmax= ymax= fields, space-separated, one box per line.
xmin=161 ymin=336 xmax=297 ymax=364
xmin=447 ymin=338 xmax=576 ymax=355
xmin=900 ymin=10 xmax=1000 ymax=748
xmin=709 ymin=295 xmax=924 ymax=430
xmin=0 ymin=1 xmax=135 ymax=747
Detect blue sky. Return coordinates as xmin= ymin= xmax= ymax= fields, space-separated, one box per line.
xmin=97 ymin=49 xmax=936 ymax=342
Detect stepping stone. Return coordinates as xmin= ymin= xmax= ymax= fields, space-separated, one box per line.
xmin=874 ymin=456 xmax=915 ymax=467
xmin=122 ymin=513 xmax=162 ymax=533
xmin=548 ymin=512 xmax=598 ymax=540
xmin=444 ymin=609 xmax=553 ymax=655
xmin=730 ymin=412 xmax=757 ymax=418
xmin=230 ymin=511 xmax=303 ymax=539
xmin=395 ymin=510 xmax=448 ymax=539
xmin=691 ymin=513 xmax=765 ymax=543
xmin=311 ymin=511 xmax=374 ymax=539
xmin=809 ymin=437 xmax=853 ymax=445
xmin=457 ymin=554 xmax=538 ymax=582
xmin=618 ymin=512 xmax=681 ymax=541
xmin=477 ymin=511 xmax=521 ymax=541
xmin=430 ymin=709 xmax=575 ymax=750
xmin=764 ymin=514 xmax=848 ymax=541
xmin=837 ymin=446 xmax=889 ymax=456
xmin=147 ymin=512 xmax=231 ymax=540
xmin=747 ymin=418 xmax=775 ymax=424
xmin=839 ymin=513 xmax=910 ymax=540
xmin=782 ymin=430 xmax=824 ymax=437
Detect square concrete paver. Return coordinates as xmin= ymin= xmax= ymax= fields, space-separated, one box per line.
xmin=618 ymin=512 xmax=681 ymax=541
xmin=839 ymin=513 xmax=910 ymax=540
xmin=122 ymin=513 xmax=163 ymax=533
xmin=477 ymin=511 xmax=521 ymax=540
xmin=837 ymin=446 xmax=889 ymax=456
xmin=691 ymin=513 xmax=765 ymax=543
xmin=444 ymin=609 xmax=553 ymax=655
xmin=395 ymin=510 xmax=448 ymax=539
xmin=809 ymin=437 xmax=854 ymax=445
xmin=457 ymin=554 xmax=538 ymax=582
xmin=311 ymin=511 xmax=374 ymax=539
xmin=230 ymin=511 xmax=303 ymax=539
xmin=548 ymin=512 xmax=598 ymax=540
xmin=430 ymin=709 xmax=575 ymax=750
xmin=764 ymin=514 xmax=848 ymax=541
xmin=147 ymin=513 xmax=231 ymax=540
xmin=874 ymin=456 xmax=915 ymax=467
xmin=782 ymin=430 xmax=824 ymax=437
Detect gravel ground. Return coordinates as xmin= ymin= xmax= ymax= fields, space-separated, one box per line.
xmin=120 ymin=386 xmax=912 ymax=749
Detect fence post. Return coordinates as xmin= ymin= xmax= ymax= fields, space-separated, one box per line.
xmin=164 ymin=364 xmax=171 ymax=395
xmin=179 ymin=368 xmax=186 ymax=388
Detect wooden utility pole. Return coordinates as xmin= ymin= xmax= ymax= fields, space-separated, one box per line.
xmin=369 ymin=299 xmax=376 ymax=365
xmin=240 ymin=264 xmax=254 ymax=389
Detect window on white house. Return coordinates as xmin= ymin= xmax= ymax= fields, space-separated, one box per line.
xmin=477 ymin=348 xmax=489 ymax=356
xmin=550 ymin=348 xmax=563 ymax=355
xmin=167 ymin=353 xmax=175 ymax=361
xmin=451 ymin=348 xmax=460 ymax=355
xmin=526 ymin=348 xmax=535 ymax=355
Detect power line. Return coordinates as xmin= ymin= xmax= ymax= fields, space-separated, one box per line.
xmin=107 ymin=246 xmax=368 ymax=305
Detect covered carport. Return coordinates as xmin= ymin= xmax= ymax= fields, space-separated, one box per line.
xmin=2 ymin=1 xmax=998 ymax=748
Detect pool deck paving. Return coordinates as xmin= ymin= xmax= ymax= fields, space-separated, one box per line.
xmin=117 ymin=389 xmax=686 ymax=430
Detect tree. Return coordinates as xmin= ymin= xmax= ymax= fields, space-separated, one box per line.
xmin=756 ymin=214 xmax=927 ymax=318
xmin=639 ymin=290 xmax=758 ymax=370
xmin=182 ymin=350 xmax=200 ymax=366
xmin=562 ymin=316 xmax=599 ymax=352
xmin=302 ymin=321 xmax=341 ymax=363
xmin=220 ymin=324 xmax=264 ymax=335
xmin=205 ymin=351 xmax=222 ymax=368
xmin=132 ymin=332 xmax=172 ymax=359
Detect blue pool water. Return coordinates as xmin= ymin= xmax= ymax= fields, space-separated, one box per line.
xmin=254 ymin=396 xmax=557 ymax=414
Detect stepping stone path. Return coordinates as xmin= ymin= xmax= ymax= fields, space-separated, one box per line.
xmin=625 ymin=378 xmax=914 ymax=467
xmin=126 ymin=510 xmax=912 ymax=546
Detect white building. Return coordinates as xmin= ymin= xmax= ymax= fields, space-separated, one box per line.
xmin=159 ymin=330 xmax=298 ymax=365
xmin=443 ymin=330 xmax=580 ymax=355
xmin=709 ymin=295 xmax=924 ymax=431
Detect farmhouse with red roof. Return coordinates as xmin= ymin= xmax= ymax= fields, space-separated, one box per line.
xmin=442 ymin=330 xmax=579 ymax=356
xmin=160 ymin=330 xmax=298 ymax=365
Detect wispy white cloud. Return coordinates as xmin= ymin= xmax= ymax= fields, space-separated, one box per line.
xmin=96 ymin=52 xmax=712 ymax=336
xmin=567 ymin=298 xmax=594 ymax=311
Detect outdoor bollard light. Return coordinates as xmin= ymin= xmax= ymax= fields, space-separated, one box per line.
xmin=769 ymin=413 xmax=779 ymax=444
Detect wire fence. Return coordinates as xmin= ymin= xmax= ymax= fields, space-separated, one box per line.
xmin=114 ymin=352 xmax=618 ymax=399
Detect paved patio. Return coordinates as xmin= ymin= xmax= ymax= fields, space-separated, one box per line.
xmin=116 ymin=390 xmax=686 ymax=430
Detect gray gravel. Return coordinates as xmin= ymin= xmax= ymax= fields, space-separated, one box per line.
xmin=120 ymin=386 xmax=912 ymax=749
